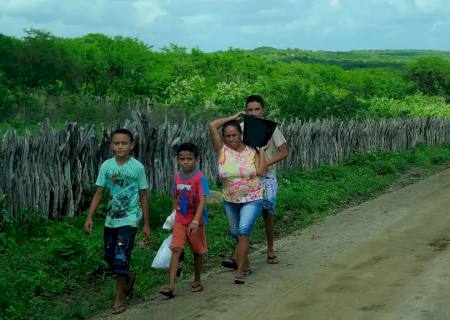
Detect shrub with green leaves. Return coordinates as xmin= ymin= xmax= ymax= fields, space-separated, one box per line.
xmin=369 ymin=160 xmax=397 ymax=175
xmin=0 ymin=193 xmax=10 ymax=232
xmin=358 ymin=93 xmax=450 ymax=118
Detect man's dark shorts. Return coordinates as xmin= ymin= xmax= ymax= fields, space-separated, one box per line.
xmin=103 ymin=225 xmax=137 ymax=275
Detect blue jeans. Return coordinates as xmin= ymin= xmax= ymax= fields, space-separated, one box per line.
xmin=223 ymin=200 xmax=263 ymax=238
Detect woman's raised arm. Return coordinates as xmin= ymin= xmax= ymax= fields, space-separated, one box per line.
xmin=208 ymin=112 xmax=244 ymax=153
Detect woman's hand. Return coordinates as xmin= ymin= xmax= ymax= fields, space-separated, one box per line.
xmin=231 ymin=111 xmax=245 ymax=121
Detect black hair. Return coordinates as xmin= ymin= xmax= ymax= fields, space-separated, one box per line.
xmin=246 ymin=95 xmax=265 ymax=108
xmin=177 ymin=142 xmax=199 ymax=158
xmin=110 ymin=128 xmax=134 ymax=142
xmin=222 ymin=120 xmax=242 ymax=136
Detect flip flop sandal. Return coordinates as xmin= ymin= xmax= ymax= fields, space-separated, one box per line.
xmin=191 ymin=283 xmax=204 ymax=292
xmin=159 ymin=287 xmax=175 ymax=299
xmin=234 ymin=276 xmax=245 ymax=284
xmin=112 ymin=306 xmax=126 ymax=314
xmin=221 ymin=258 xmax=238 ymax=269
xmin=267 ymin=255 xmax=279 ymax=264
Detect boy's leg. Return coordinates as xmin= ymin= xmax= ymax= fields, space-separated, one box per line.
xmin=114 ymin=276 xmax=128 ymax=312
xmin=159 ymin=248 xmax=181 ymax=298
xmin=263 ymin=211 xmax=275 ymax=259
xmin=177 ymin=250 xmax=185 ymax=277
xmin=104 ymin=227 xmax=124 ymax=311
xmin=125 ymin=271 xmax=136 ymax=300
xmin=110 ymin=226 xmax=137 ymax=312
xmin=168 ymin=248 xmax=183 ymax=290
xmin=103 ymin=227 xmax=117 ymax=272
xmin=189 ymin=226 xmax=207 ymax=292
xmin=160 ymin=222 xmax=186 ymax=297
xmin=262 ymin=173 xmax=278 ymax=263
xmin=192 ymin=253 xmax=203 ymax=291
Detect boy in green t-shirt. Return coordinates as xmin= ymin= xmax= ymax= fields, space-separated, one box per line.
xmin=84 ymin=128 xmax=150 ymax=315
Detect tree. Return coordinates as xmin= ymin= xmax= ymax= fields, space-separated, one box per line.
xmin=406 ymin=57 xmax=450 ymax=101
xmin=19 ymin=29 xmax=79 ymax=92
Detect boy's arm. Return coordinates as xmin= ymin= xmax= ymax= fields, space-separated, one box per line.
xmin=172 ymin=197 xmax=177 ymax=211
xmin=188 ymin=195 xmax=207 ymax=234
xmin=266 ymin=143 xmax=288 ymax=166
xmin=140 ymin=189 xmax=150 ymax=241
xmin=84 ymin=188 xmax=103 ymax=234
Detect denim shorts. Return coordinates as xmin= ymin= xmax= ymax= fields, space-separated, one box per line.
xmin=103 ymin=225 xmax=137 ymax=275
xmin=223 ymin=200 xmax=264 ymax=238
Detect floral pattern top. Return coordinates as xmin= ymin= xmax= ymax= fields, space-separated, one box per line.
xmin=218 ymin=145 xmax=263 ymax=203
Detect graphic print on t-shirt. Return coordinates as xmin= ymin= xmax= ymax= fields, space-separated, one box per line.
xmin=172 ymin=170 xmax=210 ymax=225
xmin=177 ymin=184 xmax=192 ymax=216
xmin=96 ymin=157 xmax=148 ymax=228
xmin=106 ymin=170 xmax=138 ymax=220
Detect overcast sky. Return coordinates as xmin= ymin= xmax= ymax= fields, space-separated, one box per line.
xmin=1 ymin=0 xmax=449 ymax=51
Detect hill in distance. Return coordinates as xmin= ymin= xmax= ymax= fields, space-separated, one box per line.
xmin=248 ymin=46 xmax=450 ymax=69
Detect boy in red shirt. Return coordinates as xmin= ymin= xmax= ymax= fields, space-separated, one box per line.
xmin=159 ymin=143 xmax=210 ymax=298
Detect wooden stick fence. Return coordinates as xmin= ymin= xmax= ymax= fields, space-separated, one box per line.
xmin=1 ymin=114 xmax=450 ymax=219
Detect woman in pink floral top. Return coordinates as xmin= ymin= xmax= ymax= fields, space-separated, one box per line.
xmin=209 ymin=112 xmax=268 ymax=284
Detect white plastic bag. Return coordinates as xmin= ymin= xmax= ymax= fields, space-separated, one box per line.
xmin=162 ymin=210 xmax=176 ymax=230
xmin=151 ymin=234 xmax=173 ymax=270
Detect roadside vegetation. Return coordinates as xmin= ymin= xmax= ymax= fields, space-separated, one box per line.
xmin=1 ymin=142 xmax=450 ymax=320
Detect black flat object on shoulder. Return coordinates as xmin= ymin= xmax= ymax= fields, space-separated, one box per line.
xmin=243 ymin=114 xmax=278 ymax=148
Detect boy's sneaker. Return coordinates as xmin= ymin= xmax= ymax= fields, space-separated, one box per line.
xmin=176 ymin=250 xmax=185 ymax=277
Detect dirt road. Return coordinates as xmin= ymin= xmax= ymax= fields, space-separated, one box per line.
xmin=102 ymin=168 xmax=450 ymax=320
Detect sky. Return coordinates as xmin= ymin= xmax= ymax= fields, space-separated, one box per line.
xmin=1 ymin=0 xmax=449 ymax=52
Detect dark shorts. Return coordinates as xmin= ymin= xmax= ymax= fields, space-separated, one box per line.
xmin=103 ymin=225 xmax=137 ymax=275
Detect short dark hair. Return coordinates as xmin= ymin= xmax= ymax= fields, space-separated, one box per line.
xmin=177 ymin=142 xmax=199 ymax=158
xmin=246 ymin=95 xmax=265 ymax=108
xmin=222 ymin=120 xmax=242 ymax=136
xmin=110 ymin=128 xmax=134 ymax=142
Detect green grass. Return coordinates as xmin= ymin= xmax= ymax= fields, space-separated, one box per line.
xmin=1 ymin=142 xmax=450 ymax=320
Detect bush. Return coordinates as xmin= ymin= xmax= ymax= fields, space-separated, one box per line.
xmin=357 ymin=93 xmax=450 ymax=118
xmin=430 ymin=154 xmax=448 ymax=165
xmin=0 ymin=193 xmax=10 ymax=232
xmin=369 ymin=160 xmax=397 ymax=175
xmin=4 ymin=208 xmax=48 ymax=240
xmin=310 ymin=165 xmax=345 ymax=181
xmin=149 ymin=193 xmax=173 ymax=228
